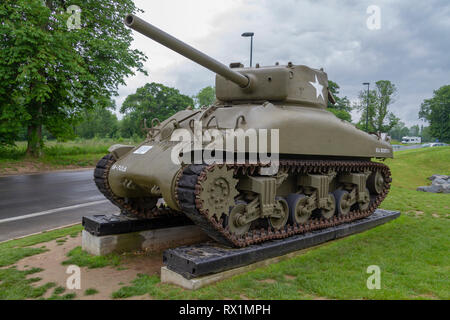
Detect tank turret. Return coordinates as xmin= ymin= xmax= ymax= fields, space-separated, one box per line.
xmin=125 ymin=14 xmax=328 ymax=107
xmin=125 ymin=14 xmax=249 ymax=88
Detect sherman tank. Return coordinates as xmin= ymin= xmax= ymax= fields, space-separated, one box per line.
xmin=94 ymin=14 xmax=393 ymax=247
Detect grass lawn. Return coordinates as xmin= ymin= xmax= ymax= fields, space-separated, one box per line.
xmin=0 ymin=147 xmax=448 ymax=300
xmin=0 ymin=138 xmax=139 ymax=175
xmin=381 ymin=147 xmax=450 ymax=218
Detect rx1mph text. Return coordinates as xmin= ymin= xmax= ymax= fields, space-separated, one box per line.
xmin=178 ymin=303 xmax=271 ymax=317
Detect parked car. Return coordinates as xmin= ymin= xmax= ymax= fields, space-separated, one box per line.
xmin=422 ymin=143 xmax=448 ymax=148
xmin=430 ymin=143 xmax=448 ymax=147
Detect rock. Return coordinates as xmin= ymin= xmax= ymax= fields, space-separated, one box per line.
xmin=442 ymin=184 xmax=450 ymax=194
xmin=428 ymin=184 xmax=444 ymax=193
xmin=419 ymin=174 xmax=450 ymax=193
xmin=417 ymin=184 xmax=444 ymax=193
xmin=428 ymin=174 xmax=448 ymax=181
xmin=432 ymin=178 xmax=447 ymax=185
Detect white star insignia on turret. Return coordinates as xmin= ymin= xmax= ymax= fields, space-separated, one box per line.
xmin=309 ymin=75 xmax=324 ymax=100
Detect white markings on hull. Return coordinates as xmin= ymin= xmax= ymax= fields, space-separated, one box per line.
xmin=111 ymin=164 xmax=127 ymax=172
xmin=133 ymin=145 xmax=153 ymax=154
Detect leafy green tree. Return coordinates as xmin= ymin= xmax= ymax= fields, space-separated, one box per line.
xmin=355 ymin=80 xmax=399 ymax=133
xmin=120 ymin=82 xmax=193 ymax=138
xmin=118 ymin=114 xmax=139 ymax=139
xmin=420 ymin=125 xmax=434 ymax=142
xmin=75 ymin=102 xmax=119 ymax=139
xmin=408 ymin=125 xmax=420 ymax=137
xmin=327 ymin=80 xmax=352 ymax=122
xmin=328 ymin=109 xmax=352 ymax=122
xmin=193 ymin=86 xmax=216 ymax=108
xmin=419 ymin=85 xmax=450 ymax=142
xmin=388 ymin=121 xmax=410 ymax=141
xmin=0 ymin=0 xmax=146 ymax=156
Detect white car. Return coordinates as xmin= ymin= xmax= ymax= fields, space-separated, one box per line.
xmin=423 ymin=143 xmax=448 ymax=147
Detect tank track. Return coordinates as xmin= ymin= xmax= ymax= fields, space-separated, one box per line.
xmin=94 ymin=154 xmax=181 ymax=219
xmin=176 ymin=160 xmax=392 ymax=247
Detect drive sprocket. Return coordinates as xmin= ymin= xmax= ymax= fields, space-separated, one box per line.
xmin=197 ymin=165 xmax=239 ymax=219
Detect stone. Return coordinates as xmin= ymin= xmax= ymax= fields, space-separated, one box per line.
xmin=417 ymin=185 xmax=444 ymax=193
xmin=428 ymin=174 xmax=448 ymax=181
xmin=431 ymin=184 xmax=443 ymax=193
xmin=432 ymin=178 xmax=447 ymax=185
xmin=442 ymin=183 xmax=450 ymax=194
xmin=418 ymin=174 xmax=450 ymax=193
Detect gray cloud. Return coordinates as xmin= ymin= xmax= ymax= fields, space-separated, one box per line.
xmin=115 ymin=0 xmax=449 ymax=126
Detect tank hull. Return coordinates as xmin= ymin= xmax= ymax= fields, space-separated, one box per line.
xmin=107 ymin=104 xmax=392 ymax=212
xmin=207 ymin=103 xmax=392 ymax=158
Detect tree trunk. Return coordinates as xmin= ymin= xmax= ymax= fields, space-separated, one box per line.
xmin=26 ymin=105 xmax=43 ymax=158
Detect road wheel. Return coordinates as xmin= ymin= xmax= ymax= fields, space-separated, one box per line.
xmin=225 ymin=201 xmax=251 ymax=236
xmin=367 ymin=170 xmax=385 ymax=194
xmin=358 ymin=188 xmax=371 ymax=211
xmin=269 ymin=197 xmax=289 ymax=230
xmin=334 ymin=189 xmax=352 ymax=216
xmin=286 ymin=193 xmax=312 ymax=224
xmin=319 ymin=193 xmax=336 ymax=219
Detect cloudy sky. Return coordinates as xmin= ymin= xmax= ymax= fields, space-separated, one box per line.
xmin=115 ymin=0 xmax=450 ymax=127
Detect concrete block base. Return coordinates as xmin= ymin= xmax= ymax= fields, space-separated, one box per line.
xmin=161 ymin=209 xmax=400 ymax=289
xmin=82 ymin=225 xmax=209 ymax=256
xmin=160 ymin=246 xmax=314 ymax=290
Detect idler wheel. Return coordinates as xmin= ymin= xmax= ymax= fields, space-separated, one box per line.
xmin=225 ymin=201 xmax=251 ymax=236
xmin=286 ymin=193 xmax=312 ymax=224
xmin=269 ymin=197 xmax=289 ymax=230
xmin=367 ymin=170 xmax=384 ymax=194
xmin=319 ymin=193 xmax=336 ymax=219
xmin=333 ymin=189 xmax=352 ymax=216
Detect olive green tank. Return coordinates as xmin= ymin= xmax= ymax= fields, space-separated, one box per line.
xmin=94 ymin=14 xmax=393 ymax=247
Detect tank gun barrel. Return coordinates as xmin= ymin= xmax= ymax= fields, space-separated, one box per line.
xmin=125 ymin=14 xmax=250 ymax=88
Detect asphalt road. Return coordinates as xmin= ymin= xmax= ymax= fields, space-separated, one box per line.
xmin=392 ymin=144 xmax=424 ymax=151
xmin=0 ymin=170 xmax=118 ymax=242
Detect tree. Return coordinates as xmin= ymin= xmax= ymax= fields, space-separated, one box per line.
xmin=418 ymin=85 xmax=450 ymax=143
xmin=0 ymin=0 xmax=146 ymax=156
xmin=328 ymin=109 xmax=351 ymax=122
xmin=75 ymin=101 xmax=119 ymax=139
xmin=408 ymin=125 xmax=420 ymax=137
xmin=193 ymin=86 xmax=216 ymax=108
xmin=388 ymin=121 xmax=409 ymax=141
xmin=327 ymin=80 xmax=352 ymax=122
xmin=355 ymin=80 xmax=399 ymax=133
xmin=420 ymin=125 xmax=434 ymax=142
xmin=120 ymin=82 xmax=193 ymax=138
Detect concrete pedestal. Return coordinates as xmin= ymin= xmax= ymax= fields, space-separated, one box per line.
xmin=82 ymin=225 xmax=209 ymax=255
xmin=160 ymin=247 xmax=315 ymax=290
